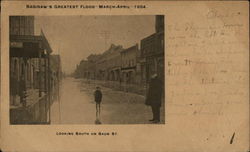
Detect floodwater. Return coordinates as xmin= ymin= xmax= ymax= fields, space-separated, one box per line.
xmin=51 ymin=77 xmax=165 ymax=124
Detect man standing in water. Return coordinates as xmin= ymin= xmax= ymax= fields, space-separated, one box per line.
xmin=145 ymin=73 xmax=163 ymax=123
xmin=94 ymin=87 xmax=102 ymax=124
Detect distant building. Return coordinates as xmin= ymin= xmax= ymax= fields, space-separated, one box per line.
xmin=73 ymin=15 xmax=164 ymax=94
xmin=86 ymin=54 xmax=101 ymax=79
xmin=74 ymin=44 xmax=123 ymax=82
xmin=121 ymin=44 xmax=139 ymax=84
xmin=74 ymin=60 xmax=88 ymax=78
xmin=95 ymin=44 xmax=123 ymax=81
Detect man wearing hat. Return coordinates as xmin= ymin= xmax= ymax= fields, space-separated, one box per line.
xmin=145 ymin=73 xmax=163 ymax=123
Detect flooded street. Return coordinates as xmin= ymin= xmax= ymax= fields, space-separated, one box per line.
xmin=51 ymin=77 xmax=165 ymax=124
xmin=51 ymin=78 xmax=95 ymax=124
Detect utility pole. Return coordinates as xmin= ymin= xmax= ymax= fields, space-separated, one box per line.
xmin=99 ymin=30 xmax=110 ymax=85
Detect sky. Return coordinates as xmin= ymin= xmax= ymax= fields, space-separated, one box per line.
xmin=34 ymin=16 xmax=155 ymax=74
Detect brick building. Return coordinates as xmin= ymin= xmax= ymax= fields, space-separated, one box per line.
xmin=74 ymin=44 xmax=123 ymax=82
xmin=73 ymin=15 xmax=164 ymax=95
xmin=86 ymin=54 xmax=101 ymax=79
xmin=140 ymin=15 xmax=164 ymax=83
xmin=121 ymin=44 xmax=139 ymax=84
xmin=95 ymin=44 xmax=123 ymax=81
xmin=74 ymin=60 xmax=88 ymax=78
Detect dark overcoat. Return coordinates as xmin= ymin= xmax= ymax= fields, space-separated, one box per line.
xmin=94 ymin=90 xmax=102 ymax=103
xmin=145 ymin=77 xmax=163 ymax=107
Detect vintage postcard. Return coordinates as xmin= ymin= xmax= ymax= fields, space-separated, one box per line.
xmin=0 ymin=1 xmax=249 ymax=152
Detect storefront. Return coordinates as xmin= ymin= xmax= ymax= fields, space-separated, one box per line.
xmin=10 ymin=34 xmax=53 ymax=124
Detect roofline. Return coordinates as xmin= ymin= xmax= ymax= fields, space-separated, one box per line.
xmin=121 ymin=44 xmax=138 ymax=53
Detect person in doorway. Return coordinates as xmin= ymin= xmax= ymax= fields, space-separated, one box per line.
xmin=145 ymin=73 xmax=163 ymax=123
xmin=94 ymin=87 xmax=102 ymax=124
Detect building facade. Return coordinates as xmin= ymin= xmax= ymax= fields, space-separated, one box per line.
xmin=10 ymin=16 xmax=34 ymax=36
xmin=86 ymin=54 xmax=101 ymax=79
xmin=9 ymin=16 xmax=60 ymax=124
xmin=74 ymin=15 xmax=164 ymax=94
xmin=91 ymin=44 xmax=123 ymax=81
xmin=121 ymin=44 xmax=139 ymax=84
xmin=141 ymin=15 xmax=164 ymax=83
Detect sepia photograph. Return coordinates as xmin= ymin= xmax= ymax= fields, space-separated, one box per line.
xmin=9 ymin=15 xmax=165 ymax=125
xmin=2 ymin=1 xmax=249 ymax=152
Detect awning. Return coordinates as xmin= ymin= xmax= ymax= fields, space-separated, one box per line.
xmin=10 ymin=34 xmax=53 ymax=58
